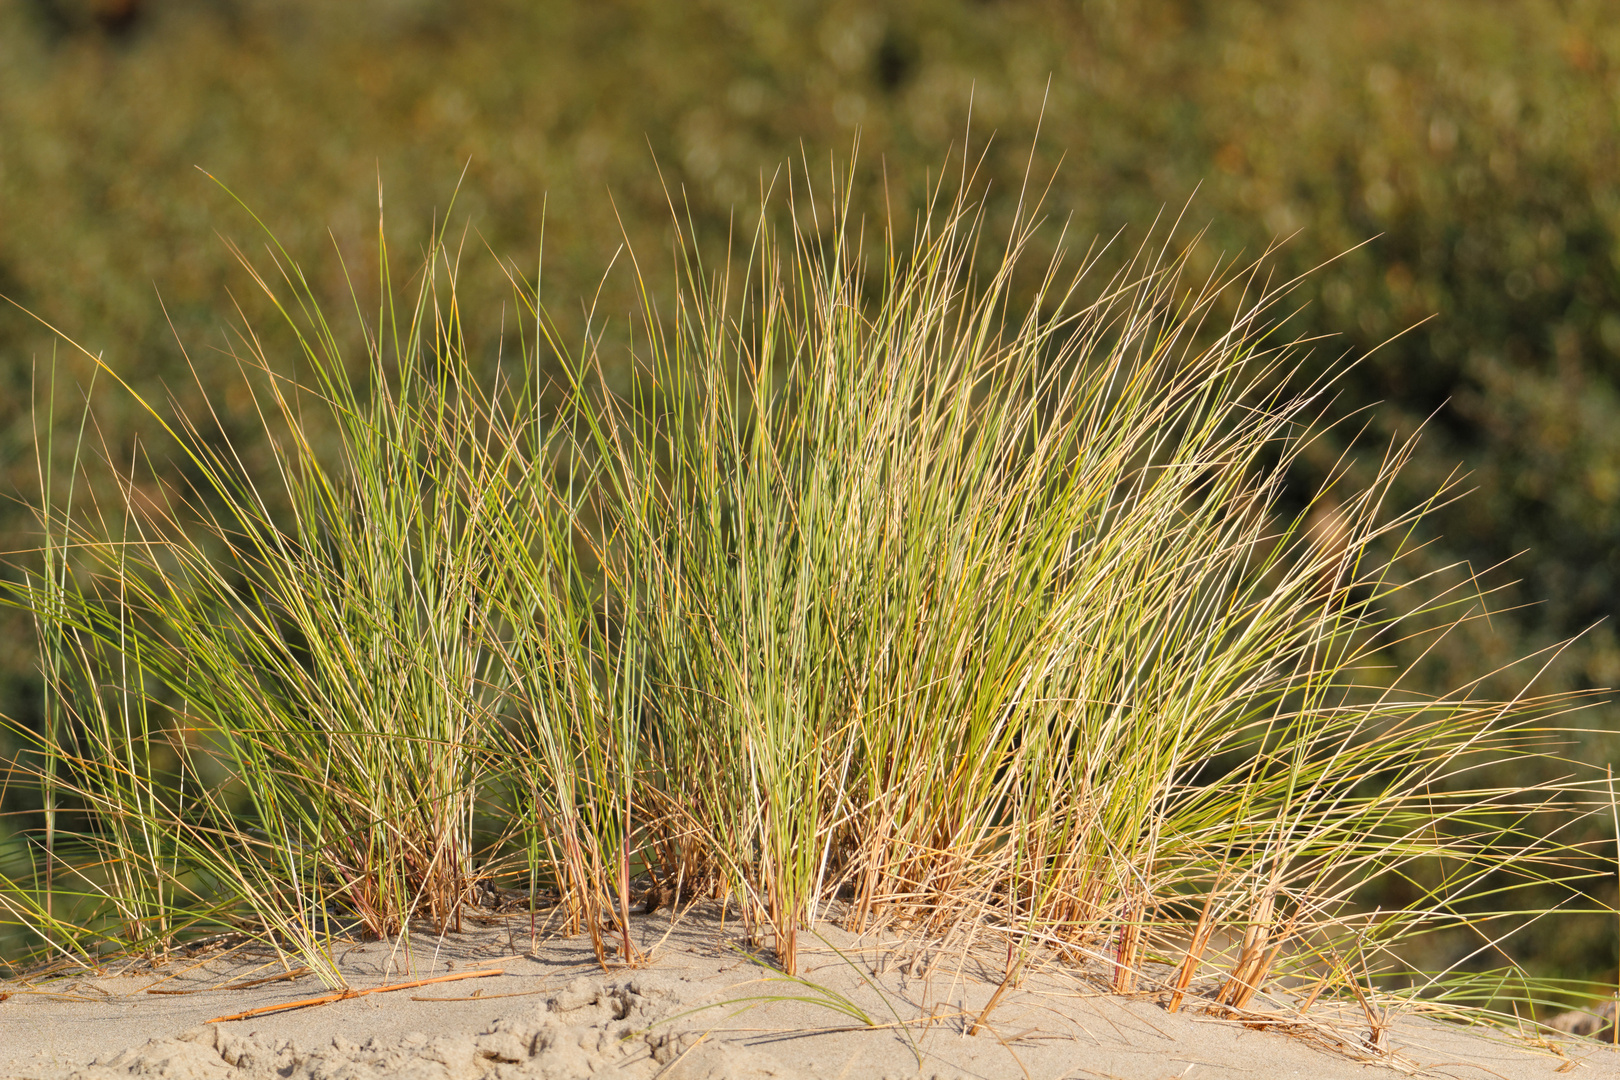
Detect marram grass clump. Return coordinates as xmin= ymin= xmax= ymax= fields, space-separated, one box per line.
xmin=0 ymin=165 xmax=1606 ymax=1033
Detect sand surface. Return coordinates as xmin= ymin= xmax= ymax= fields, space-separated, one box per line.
xmin=2 ymin=905 xmax=1614 ymax=1080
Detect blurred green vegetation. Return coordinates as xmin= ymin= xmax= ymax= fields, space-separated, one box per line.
xmin=2 ymin=0 xmax=1619 ymax=989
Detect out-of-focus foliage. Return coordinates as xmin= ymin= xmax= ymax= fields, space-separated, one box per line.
xmin=2 ymin=0 xmax=1618 ymax=985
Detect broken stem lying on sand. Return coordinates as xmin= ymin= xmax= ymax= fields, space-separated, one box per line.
xmin=204 ymin=966 xmax=509 ymax=1024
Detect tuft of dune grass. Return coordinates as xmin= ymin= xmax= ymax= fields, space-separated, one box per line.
xmin=0 ymin=157 xmax=1610 ymax=1039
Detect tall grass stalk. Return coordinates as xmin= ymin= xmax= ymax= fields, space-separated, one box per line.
xmin=0 ymin=161 xmax=1605 ymax=1028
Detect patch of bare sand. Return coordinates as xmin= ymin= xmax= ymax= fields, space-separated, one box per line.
xmin=1 ymin=905 xmax=1614 ymax=1080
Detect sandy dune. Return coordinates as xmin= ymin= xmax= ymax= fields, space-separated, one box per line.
xmin=2 ymin=905 xmax=1614 ymax=1079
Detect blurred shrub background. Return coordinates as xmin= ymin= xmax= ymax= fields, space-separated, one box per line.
xmin=2 ymin=0 xmax=1618 ymax=988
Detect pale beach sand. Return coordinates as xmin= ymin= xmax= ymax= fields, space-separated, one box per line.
xmin=1 ymin=905 xmax=1614 ymax=1080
